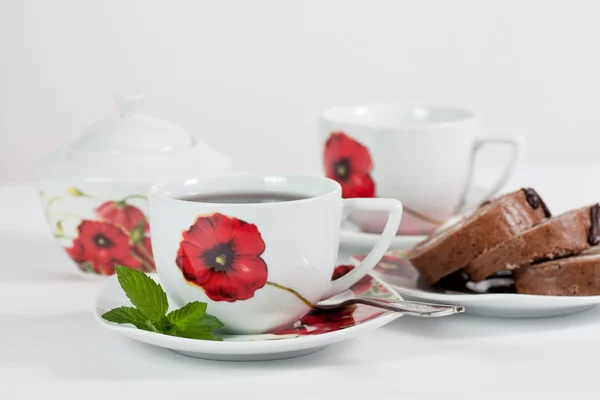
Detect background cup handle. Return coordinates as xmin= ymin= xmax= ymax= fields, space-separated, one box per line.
xmin=455 ymin=135 xmax=525 ymax=213
xmin=321 ymin=198 xmax=403 ymax=299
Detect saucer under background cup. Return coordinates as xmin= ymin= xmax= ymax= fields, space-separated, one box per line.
xmin=340 ymin=185 xmax=487 ymax=251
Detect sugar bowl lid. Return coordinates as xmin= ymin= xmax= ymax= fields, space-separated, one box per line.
xmin=70 ymin=94 xmax=193 ymax=154
xmin=35 ymin=94 xmax=232 ymax=181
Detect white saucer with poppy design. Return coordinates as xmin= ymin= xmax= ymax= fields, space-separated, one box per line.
xmin=95 ymin=268 xmax=403 ymax=361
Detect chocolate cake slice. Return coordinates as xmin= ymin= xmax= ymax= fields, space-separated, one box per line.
xmin=409 ymin=188 xmax=550 ymax=284
xmin=465 ymin=204 xmax=600 ymax=281
xmin=515 ymin=247 xmax=600 ymax=296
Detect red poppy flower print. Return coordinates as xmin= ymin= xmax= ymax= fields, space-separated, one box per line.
xmin=272 ymin=305 xmax=357 ymax=336
xmin=332 ymin=264 xmax=373 ymax=295
xmin=324 ymin=132 xmax=375 ymax=198
xmin=95 ymin=201 xmax=149 ymax=233
xmin=66 ymin=220 xmax=142 ymax=275
xmin=301 ymin=305 xmax=357 ymax=334
xmin=176 ymin=213 xmax=268 ymax=302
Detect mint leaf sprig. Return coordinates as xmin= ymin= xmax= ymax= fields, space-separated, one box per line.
xmin=102 ymin=266 xmax=223 ymax=341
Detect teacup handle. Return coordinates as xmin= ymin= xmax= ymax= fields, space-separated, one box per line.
xmin=321 ymin=198 xmax=403 ymax=299
xmin=456 ymin=135 xmax=525 ymax=213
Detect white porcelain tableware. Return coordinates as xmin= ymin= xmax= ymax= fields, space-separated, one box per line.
xmin=341 ymin=221 xmax=426 ymax=250
xmin=320 ymin=104 xmax=524 ymax=235
xmin=95 ymin=271 xmax=404 ymax=361
xmin=149 ymin=175 xmax=403 ymax=334
xmin=352 ymin=250 xmax=600 ymax=318
xmin=34 ymin=94 xmax=231 ymax=277
xmin=339 ymin=184 xmax=486 ymax=251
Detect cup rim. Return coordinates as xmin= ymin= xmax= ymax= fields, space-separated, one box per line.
xmin=149 ymin=173 xmax=342 ymax=207
xmin=320 ymin=104 xmax=477 ymax=131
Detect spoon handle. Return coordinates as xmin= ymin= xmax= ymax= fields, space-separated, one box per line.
xmin=343 ymin=298 xmax=465 ymax=317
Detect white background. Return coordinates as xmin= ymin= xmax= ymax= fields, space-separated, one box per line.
xmin=1 ymin=0 xmax=599 ymax=183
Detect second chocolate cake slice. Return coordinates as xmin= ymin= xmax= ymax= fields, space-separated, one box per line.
xmin=409 ymin=188 xmax=550 ymax=284
xmin=514 ymin=247 xmax=600 ymax=296
xmin=465 ymin=204 xmax=600 ymax=281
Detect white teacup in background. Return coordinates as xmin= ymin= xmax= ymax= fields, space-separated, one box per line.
xmin=149 ymin=175 xmax=402 ymax=334
xmin=320 ymin=104 xmax=524 ymax=235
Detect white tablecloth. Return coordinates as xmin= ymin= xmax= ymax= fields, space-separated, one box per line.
xmin=2 ymin=165 xmax=600 ymax=399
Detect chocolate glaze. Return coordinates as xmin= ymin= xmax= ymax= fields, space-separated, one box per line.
xmin=523 ymin=188 xmax=552 ymax=218
xmin=479 ymin=200 xmax=491 ymax=207
xmin=588 ymin=204 xmax=600 ymax=245
xmin=433 ymin=271 xmax=516 ymax=294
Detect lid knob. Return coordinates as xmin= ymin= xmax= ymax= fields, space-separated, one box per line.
xmin=114 ymin=93 xmax=145 ymax=117
xmin=65 ymin=93 xmax=198 ymax=154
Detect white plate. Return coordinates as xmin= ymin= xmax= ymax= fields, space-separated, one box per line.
xmin=94 ymin=272 xmax=403 ymax=361
xmin=351 ymin=251 xmax=600 ymax=318
xmin=340 ymin=223 xmax=426 ymax=250
xmin=341 ymin=185 xmax=486 ymax=251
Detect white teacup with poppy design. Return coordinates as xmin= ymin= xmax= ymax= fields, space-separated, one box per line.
xmin=149 ymin=175 xmax=403 ymax=334
xmin=320 ymin=104 xmax=524 ymax=235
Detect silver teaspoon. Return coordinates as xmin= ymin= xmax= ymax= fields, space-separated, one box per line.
xmin=316 ymin=290 xmax=465 ymax=317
